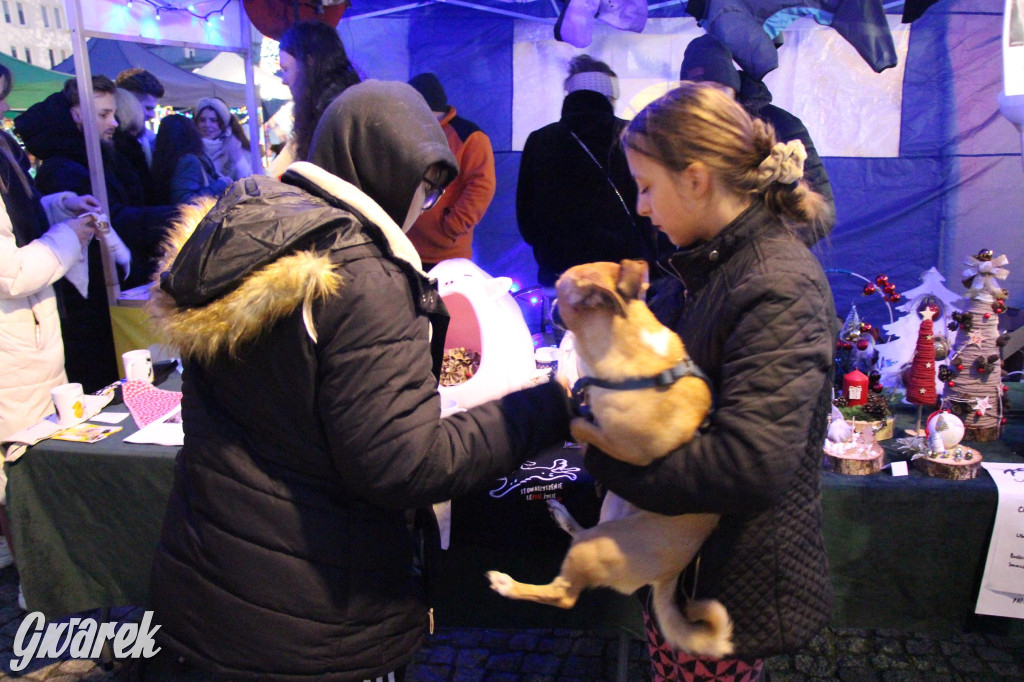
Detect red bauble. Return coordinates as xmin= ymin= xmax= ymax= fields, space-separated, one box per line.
xmin=856 ymin=339 xmax=870 ymax=351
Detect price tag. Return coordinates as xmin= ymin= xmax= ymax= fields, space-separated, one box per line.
xmin=891 ymin=461 xmax=909 ymax=477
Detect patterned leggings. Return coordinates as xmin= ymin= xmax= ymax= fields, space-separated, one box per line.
xmin=643 ymin=591 xmax=764 ymax=682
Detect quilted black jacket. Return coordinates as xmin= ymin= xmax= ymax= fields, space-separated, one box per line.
xmin=586 ymin=201 xmax=836 ymax=657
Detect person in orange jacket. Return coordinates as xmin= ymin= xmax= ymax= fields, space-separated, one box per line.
xmin=408 ymin=73 xmax=496 ymax=270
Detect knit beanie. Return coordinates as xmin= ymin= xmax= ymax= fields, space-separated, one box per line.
xmin=195 ymin=97 xmax=231 ymax=129
xmin=679 ymin=34 xmax=741 ymax=93
xmin=409 ymin=73 xmax=448 ymax=112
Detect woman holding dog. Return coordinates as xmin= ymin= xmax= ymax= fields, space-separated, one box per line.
xmin=586 ymin=82 xmax=837 ymax=681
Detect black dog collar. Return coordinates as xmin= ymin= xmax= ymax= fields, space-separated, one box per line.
xmin=570 ymin=358 xmax=711 ymax=419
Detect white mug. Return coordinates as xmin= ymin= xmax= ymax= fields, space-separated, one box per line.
xmin=51 ymin=383 xmax=85 ymax=428
xmin=123 ymin=349 xmax=154 ymax=383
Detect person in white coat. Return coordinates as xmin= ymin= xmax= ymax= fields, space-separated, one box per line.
xmin=0 ymin=64 xmax=100 ymax=580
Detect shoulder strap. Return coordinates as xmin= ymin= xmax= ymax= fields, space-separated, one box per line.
xmin=564 ymin=125 xmax=635 ymax=226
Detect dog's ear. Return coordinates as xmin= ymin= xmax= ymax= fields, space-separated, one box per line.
xmin=567 ymin=281 xmax=626 ymax=314
xmin=617 ymin=260 xmax=650 ymax=301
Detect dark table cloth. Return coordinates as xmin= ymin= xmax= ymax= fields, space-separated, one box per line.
xmin=7 ymin=376 xmax=1024 ymax=638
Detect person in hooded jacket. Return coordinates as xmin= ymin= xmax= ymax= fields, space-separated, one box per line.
xmin=679 ymin=33 xmax=834 ymax=245
xmin=516 ymin=55 xmax=660 ymax=288
xmin=146 ymin=80 xmax=574 ymax=682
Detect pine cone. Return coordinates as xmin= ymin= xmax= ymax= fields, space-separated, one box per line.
xmin=834 ymin=395 xmax=848 ymax=408
xmin=864 ymin=393 xmax=889 ymax=420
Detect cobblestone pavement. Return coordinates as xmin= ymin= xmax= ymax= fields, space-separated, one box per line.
xmin=1 ymin=564 xmax=1022 ymax=681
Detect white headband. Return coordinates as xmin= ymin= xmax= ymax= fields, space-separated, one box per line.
xmin=565 ymin=72 xmax=620 ymax=101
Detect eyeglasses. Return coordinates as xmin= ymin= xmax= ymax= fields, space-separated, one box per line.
xmin=422 ymin=177 xmax=445 ymax=211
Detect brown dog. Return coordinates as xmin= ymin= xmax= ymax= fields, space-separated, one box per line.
xmin=487 ymin=260 xmax=733 ymax=658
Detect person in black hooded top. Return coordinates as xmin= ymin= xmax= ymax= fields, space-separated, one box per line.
xmin=516 ymin=55 xmax=662 ymax=288
xmin=146 ymin=80 xmax=574 ymax=682
xmin=679 ymin=33 xmax=834 ymax=245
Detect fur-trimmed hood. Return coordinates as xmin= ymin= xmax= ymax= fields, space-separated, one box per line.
xmin=149 ymin=162 xmax=426 ymax=363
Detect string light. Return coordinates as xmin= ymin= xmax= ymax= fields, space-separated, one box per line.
xmin=125 ymin=0 xmax=232 ymax=21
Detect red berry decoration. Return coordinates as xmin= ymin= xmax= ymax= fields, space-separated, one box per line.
xmin=889 ymin=293 xmax=901 ymax=303
xmin=863 ymin=283 xmax=876 ymax=295
xmin=883 ymin=283 xmax=897 ymax=295
xmin=861 ymin=323 xmax=873 ymax=332
xmin=875 ymin=274 xmax=888 ymax=285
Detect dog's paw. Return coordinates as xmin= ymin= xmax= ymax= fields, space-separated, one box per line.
xmin=486 ymin=570 xmax=516 ymax=597
xmin=547 ymin=499 xmax=582 ymax=536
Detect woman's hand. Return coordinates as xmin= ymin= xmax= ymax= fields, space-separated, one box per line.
xmin=67 ymin=213 xmax=98 ymax=248
xmin=64 ymin=194 xmax=103 ymax=216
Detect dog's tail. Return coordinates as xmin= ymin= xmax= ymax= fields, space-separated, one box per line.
xmin=650 ymin=574 xmax=734 ymax=658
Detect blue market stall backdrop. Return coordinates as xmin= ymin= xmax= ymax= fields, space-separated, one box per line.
xmin=327 ymin=0 xmax=1022 ymax=316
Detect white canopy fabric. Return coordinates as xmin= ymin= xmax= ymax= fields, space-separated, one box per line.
xmin=193 ymin=52 xmax=292 ymax=101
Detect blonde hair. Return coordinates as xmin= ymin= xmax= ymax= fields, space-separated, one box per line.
xmin=114 ymin=87 xmax=145 ymax=138
xmin=622 ymin=82 xmax=833 ymax=236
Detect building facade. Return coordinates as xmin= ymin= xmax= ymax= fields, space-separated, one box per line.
xmin=1 ymin=0 xmax=72 ymax=69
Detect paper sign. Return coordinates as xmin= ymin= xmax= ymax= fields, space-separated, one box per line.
xmin=90 ymin=412 xmax=130 ymax=424
xmin=891 ymin=461 xmax=909 ymax=477
xmin=123 ymin=405 xmax=183 ymax=447
xmin=975 ymin=463 xmax=1024 ymax=619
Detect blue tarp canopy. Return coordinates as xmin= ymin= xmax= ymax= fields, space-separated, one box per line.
xmin=333 ymin=0 xmax=1023 ymax=311
xmin=53 ymin=38 xmax=248 ymax=109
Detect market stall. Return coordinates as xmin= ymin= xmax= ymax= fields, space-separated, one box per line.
xmin=7 ymin=376 xmax=1024 ymax=636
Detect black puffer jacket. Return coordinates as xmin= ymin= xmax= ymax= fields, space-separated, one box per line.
xmin=148 ymin=82 xmax=573 ymax=681
xmin=586 ymin=201 xmax=836 ymax=658
xmin=516 ymin=90 xmax=659 ymax=287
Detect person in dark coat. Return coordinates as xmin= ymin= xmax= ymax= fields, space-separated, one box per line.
xmin=680 ymin=33 xmax=835 ymax=245
xmin=517 ymin=55 xmax=660 ymax=288
xmin=150 ymin=114 xmax=231 ymax=205
xmin=112 ymin=87 xmax=159 ymax=207
xmin=587 ymin=82 xmax=836 ymax=680
xmin=13 ymin=76 xmax=178 ymax=392
xmin=146 ymin=80 xmax=574 ymax=682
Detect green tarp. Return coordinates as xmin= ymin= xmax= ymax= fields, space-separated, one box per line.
xmin=1 ymin=52 xmax=68 ymax=118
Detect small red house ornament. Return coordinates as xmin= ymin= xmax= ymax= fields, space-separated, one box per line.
xmin=843 ymin=369 xmax=869 ymax=406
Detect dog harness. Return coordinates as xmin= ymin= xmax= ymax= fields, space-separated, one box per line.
xmin=570 ymin=358 xmax=712 ymax=420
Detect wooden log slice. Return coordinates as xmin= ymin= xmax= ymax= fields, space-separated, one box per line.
xmin=963 ymin=425 xmax=1001 ymax=442
xmin=912 ymin=447 xmax=983 ymax=480
xmin=823 ymin=433 xmax=885 ymax=475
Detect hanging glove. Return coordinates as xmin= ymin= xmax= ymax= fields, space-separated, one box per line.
xmin=95 ymin=215 xmax=132 ymax=282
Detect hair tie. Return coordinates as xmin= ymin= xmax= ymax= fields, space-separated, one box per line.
xmin=756 ymin=140 xmax=807 ymax=189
